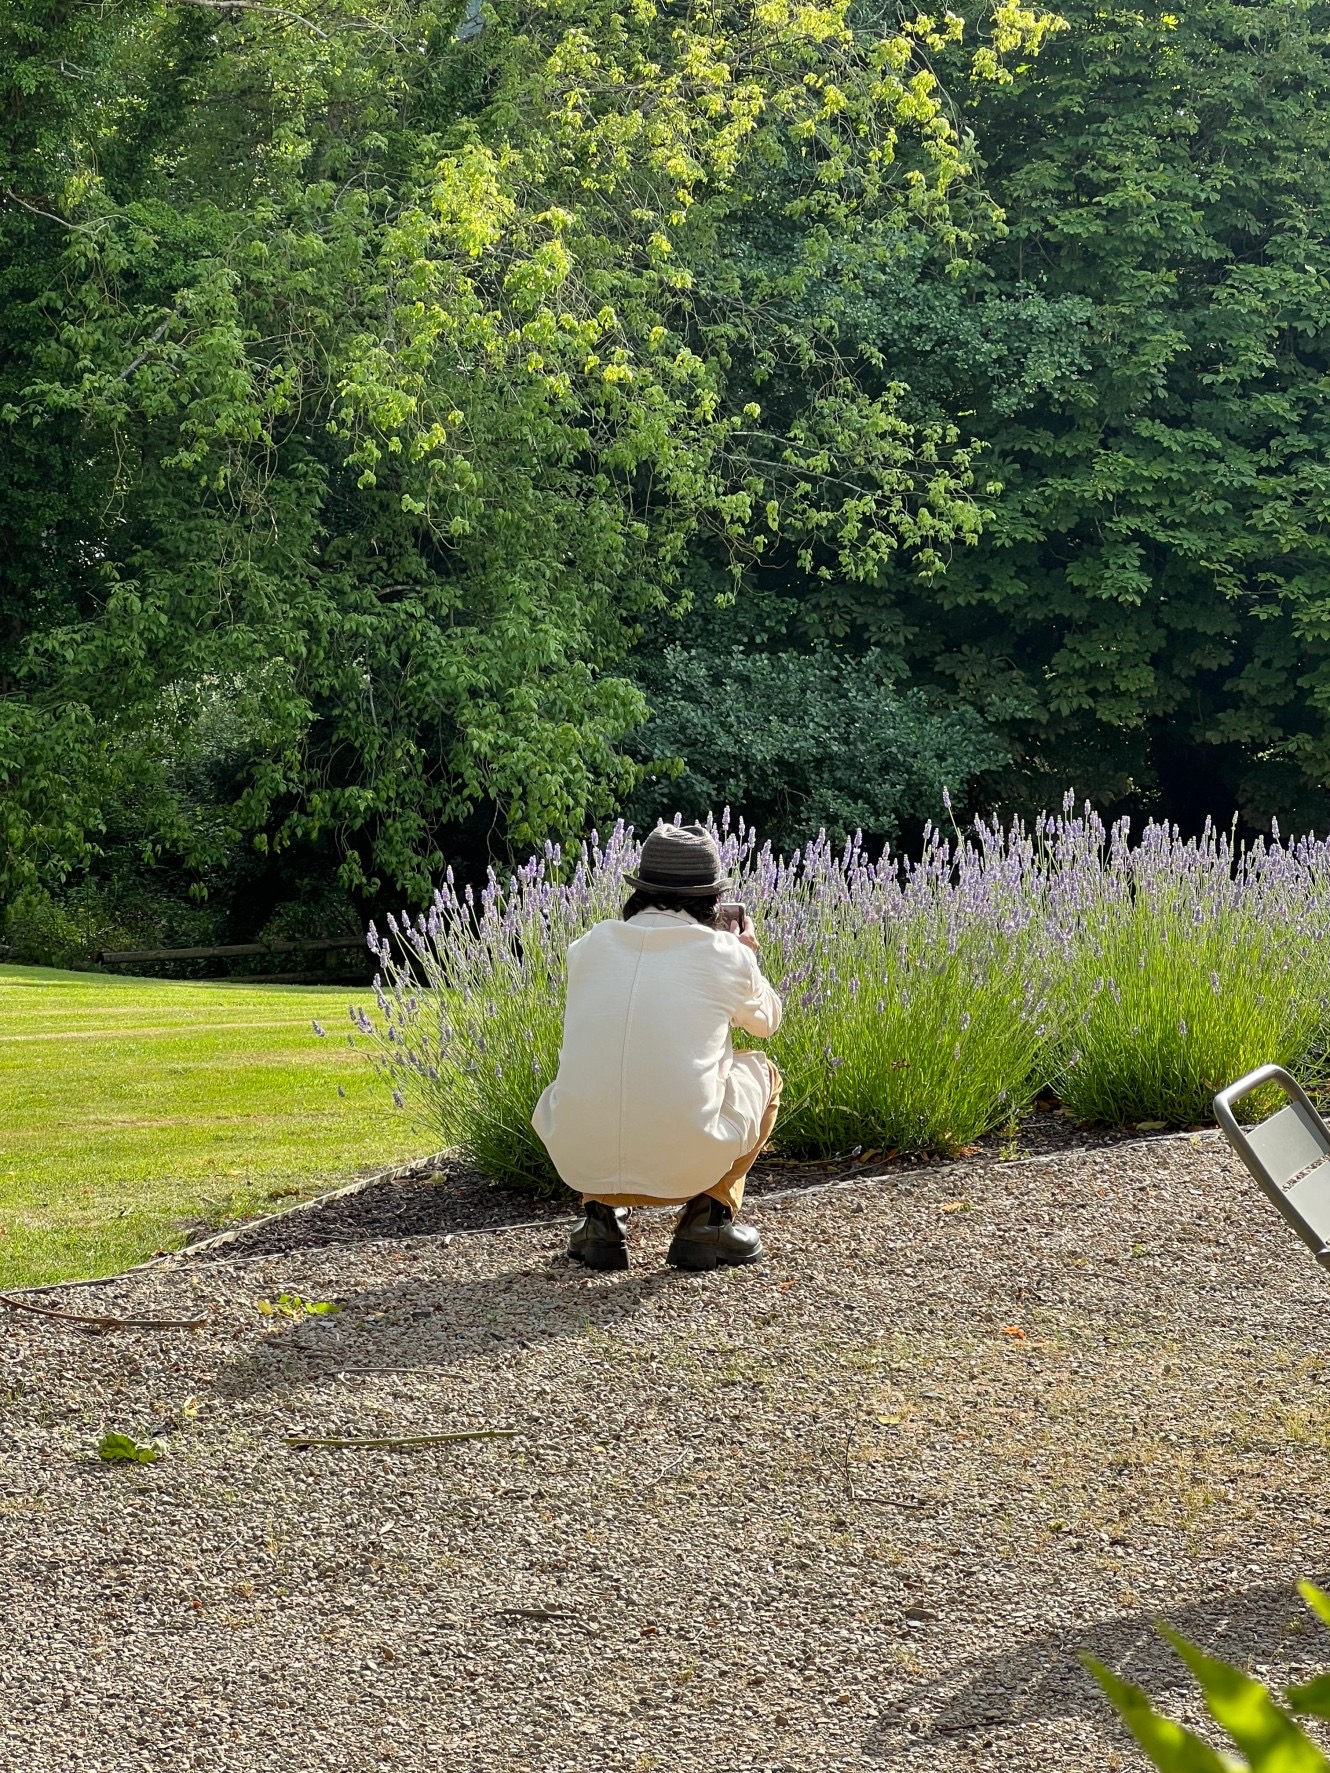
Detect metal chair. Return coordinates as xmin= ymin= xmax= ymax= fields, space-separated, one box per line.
xmin=1213 ymin=1065 xmax=1330 ymax=1269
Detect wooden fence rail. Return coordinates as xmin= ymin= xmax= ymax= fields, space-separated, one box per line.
xmin=98 ymin=935 xmax=367 ymax=965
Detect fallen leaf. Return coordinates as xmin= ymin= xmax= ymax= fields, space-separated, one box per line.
xmin=257 ymin=1294 xmax=340 ymax=1319
xmin=1002 ymin=1326 xmax=1026 ymax=1340
xmin=940 ymin=1200 xmax=970 ymax=1214
xmin=98 ymin=1431 xmax=160 ymax=1464
xmin=1136 ymin=1120 xmax=1167 ymax=1132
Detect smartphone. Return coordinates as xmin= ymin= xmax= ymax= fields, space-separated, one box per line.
xmin=718 ymin=901 xmax=747 ymax=934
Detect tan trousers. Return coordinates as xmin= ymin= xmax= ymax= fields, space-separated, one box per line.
xmin=582 ymin=1060 xmax=782 ymax=1218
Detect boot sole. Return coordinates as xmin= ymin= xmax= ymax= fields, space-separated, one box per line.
xmin=567 ymin=1243 xmax=629 ymax=1272
xmin=666 ymin=1243 xmax=764 ymax=1273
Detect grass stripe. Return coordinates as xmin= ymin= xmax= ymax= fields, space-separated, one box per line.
xmin=0 ymin=964 xmax=423 ymax=1289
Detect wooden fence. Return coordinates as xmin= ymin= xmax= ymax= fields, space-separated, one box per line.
xmin=96 ymin=934 xmax=373 ymax=986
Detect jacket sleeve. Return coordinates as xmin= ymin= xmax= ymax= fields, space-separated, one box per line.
xmin=729 ymin=948 xmax=783 ymax=1038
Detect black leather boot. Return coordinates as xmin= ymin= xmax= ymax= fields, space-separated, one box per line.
xmin=566 ymin=1200 xmax=629 ymax=1272
xmin=666 ymin=1196 xmax=764 ymax=1272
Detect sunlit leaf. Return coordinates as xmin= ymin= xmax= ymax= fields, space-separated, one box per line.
xmin=98 ymin=1432 xmax=161 ymax=1464
xmin=1084 ymin=1654 xmax=1244 ymax=1773
xmin=1161 ymin=1627 xmax=1328 ymax=1772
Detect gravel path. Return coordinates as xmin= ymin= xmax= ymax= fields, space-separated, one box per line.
xmin=5 ymin=1132 xmax=1330 ymax=1772
xmin=179 ymin=1102 xmax=1164 ymax=1261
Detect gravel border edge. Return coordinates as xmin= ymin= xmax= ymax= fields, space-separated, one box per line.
xmin=95 ymin=1126 xmax=1236 ymax=1281
xmin=6 ymin=1126 xmax=1229 ymax=1295
xmin=3 ymin=1151 xmax=448 ymax=1298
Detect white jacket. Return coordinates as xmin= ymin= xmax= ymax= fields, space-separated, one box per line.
xmin=532 ymin=910 xmax=783 ymax=1198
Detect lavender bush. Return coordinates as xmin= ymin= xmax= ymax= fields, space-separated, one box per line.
xmin=354 ymin=804 xmax=1330 ymax=1193
xmin=753 ymin=824 xmax=1046 ymax=1154
xmin=356 ymin=827 xmax=635 ymax=1191
xmin=1044 ymin=809 xmax=1330 ymax=1126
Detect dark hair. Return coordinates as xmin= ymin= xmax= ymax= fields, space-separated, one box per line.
xmin=623 ymin=889 xmax=721 ymax=927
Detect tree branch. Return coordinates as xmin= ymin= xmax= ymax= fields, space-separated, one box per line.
xmin=167 ymin=0 xmax=332 ymax=39
xmin=116 ymin=316 xmax=176 ymax=382
xmin=2 ymin=189 xmax=109 ymax=234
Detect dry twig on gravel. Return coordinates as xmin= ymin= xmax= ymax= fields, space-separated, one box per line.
xmin=0 ymin=1294 xmax=208 ymax=1332
xmin=315 ymin=1366 xmax=453 ymax=1377
xmin=642 ymin=1449 xmax=694 ymax=1492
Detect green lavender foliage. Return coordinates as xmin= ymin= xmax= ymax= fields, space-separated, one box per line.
xmin=356 ymin=830 xmax=636 ymax=1190
xmin=360 ymin=804 xmax=1330 ymax=1190
xmin=751 ymin=825 xmax=1045 ymax=1155
xmin=1045 ymin=818 xmax=1330 ymax=1128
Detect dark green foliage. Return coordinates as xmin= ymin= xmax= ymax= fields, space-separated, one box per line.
xmin=704 ymin=0 xmax=1330 ymax=829
xmin=911 ymin=0 xmax=1330 ymax=823
xmin=2 ymin=882 xmax=216 ymax=972
xmin=9 ymin=0 xmax=1330 ymax=923
xmin=626 ymin=644 xmax=1006 ymax=851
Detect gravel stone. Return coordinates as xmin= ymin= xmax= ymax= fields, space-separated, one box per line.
xmin=4 ymin=1130 xmax=1330 ymax=1771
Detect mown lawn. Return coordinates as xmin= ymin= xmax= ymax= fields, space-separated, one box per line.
xmin=0 ymin=965 xmax=428 ymax=1289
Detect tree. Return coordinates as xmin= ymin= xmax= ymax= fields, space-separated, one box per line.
xmin=0 ymin=0 xmax=1055 ymax=907
xmin=625 ymin=642 xmax=1006 ymax=853
xmin=891 ymin=0 xmax=1330 ymax=826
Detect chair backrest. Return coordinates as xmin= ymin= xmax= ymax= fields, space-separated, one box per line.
xmin=1213 ymin=1065 xmax=1330 ymax=1265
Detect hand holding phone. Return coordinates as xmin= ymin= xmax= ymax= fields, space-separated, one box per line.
xmin=719 ymin=901 xmax=758 ymax=952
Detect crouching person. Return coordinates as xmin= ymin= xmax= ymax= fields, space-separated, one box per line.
xmin=531 ymin=822 xmax=782 ymax=1273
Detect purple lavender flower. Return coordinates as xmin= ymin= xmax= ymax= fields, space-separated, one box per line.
xmin=348 ymin=796 xmax=1330 ymax=1172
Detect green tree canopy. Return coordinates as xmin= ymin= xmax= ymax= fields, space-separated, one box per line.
xmin=662 ymin=0 xmax=1330 ymax=831
xmin=895 ymin=0 xmax=1330 ymax=825
xmin=0 ymin=0 xmax=1055 ymax=904
xmin=626 ymin=642 xmax=1006 ymax=851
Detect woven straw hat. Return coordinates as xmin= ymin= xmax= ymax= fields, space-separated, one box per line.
xmin=625 ymin=822 xmax=734 ymax=896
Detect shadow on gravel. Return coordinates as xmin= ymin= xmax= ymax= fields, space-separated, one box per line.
xmin=187 ymin=1110 xmax=1183 ymax=1266
xmin=868 ymin=1574 xmax=1330 ymax=1752
xmin=214 ymin=1257 xmax=681 ymax=1401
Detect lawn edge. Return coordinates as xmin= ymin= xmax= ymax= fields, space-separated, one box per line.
xmin=8 ymin=1126 xmax=1226 ymax=1294
xmin=2 ymin=1149 xmax=447 ymax=1297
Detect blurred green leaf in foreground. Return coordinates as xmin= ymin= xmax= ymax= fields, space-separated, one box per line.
xmin=1087 ymin=1582 xmax=1330 ymax=1772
